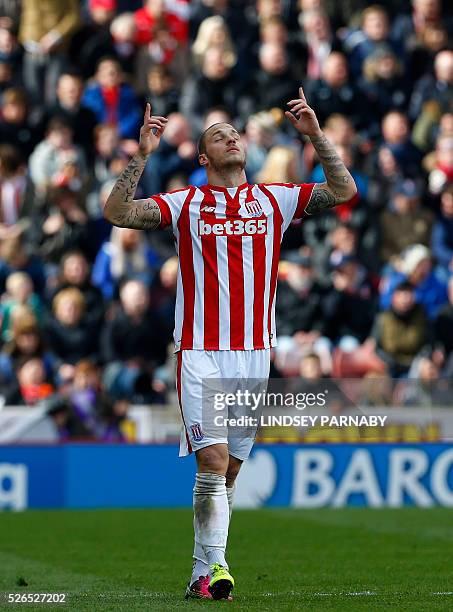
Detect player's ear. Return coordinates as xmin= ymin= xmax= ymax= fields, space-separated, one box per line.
xmin=198 ymin=153 xmax=209 ymax=167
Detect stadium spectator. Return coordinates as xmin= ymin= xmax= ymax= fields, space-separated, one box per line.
xmin=4 ymin=356 xmax=54 ymax=405
xmin=298 ymin=352 xmax=324 ymax=380
xmin=64 ymin=360 xmax=123 ymax=439
xmin=144 ymin=65 xmax=180 ymax=118
xmin=133 ymin=0 xmax=189 ymax=48
xmin=380 ymin=244 xmax=448 ymax=319
xmin=180 ymin=46 xmax=240 ymax=135
xmin=18 ymin=0 xmax=81 ymax=104
xmin=431 ymin=184 xmax=453 ymax=275
xmin=409 ymin=50 xmax=453 ymax=121
xmin=426 ymin=134 xmax=453 ymax=196
xmin=29 ymin=117 xmax=86 ymax=199
xmin=256 ymin=146 xmax=301 ymax=183
xmin=192 ymin=15 xmax=237 ymax=69
xmin=0 ymin=87 xmax=43 ymax=160
xmin=0 ymin=26 xmax=18 ymax=66
xmin=45 ymin=287 xmax=99 ymax=380
xmin=81 ymin=56 xmax=142 ymax=139
xmin=275 ymin=252 xmax=327 ymax=337
xmin=37 ymin=187 xmax=98 ymax=265
xmin=0 ymin=315 xmax=55 ymax=390
xmin=345 ymin=5 xmax=402 ymax=78
xmin=434 ymin=276 xmax=453 ymax=358
xmin=407 ymin=22 xmax=450 ymax=83
xmin=43 ymin=72 xmax=98 ymax=162
xmin=358 ymin=371 xmax=393 ymax=407
xmin=70 ymin=0 xmax=119 ymax=79
xmin=298 ymin=8 xmax=338 ymax=80
xmin=1 ymin=271 xmax=42 ymax=341
xmin=244 ymin=111 xmax=278 ymax=182
xmin=108 ymin=12 xmax=138 ymax=76
xmin=378 ymin=111 xmax=422 ymax=178
xmin=304 ymin=51 xmax=368 ymax=130
xmin=358 ymin=46 xmax=410 ymax=121
xmin=258 ymin=16 xmax=306 ymax=81
xmin=0 ymin=236 xmax=46 ymax=296
xmin=379 ymin=179 xmax=433 ymax=264
xmin=151 ymin=255 xmax=178 ymax=331
xmin=101 ymin=279 xmax=168 ymax=402
xmin=49 ymin=251 xmax=105 ymax=327
xmin=0 ymin=144 xmax=29 ymax=239
xmin=394 ymin=355 xmax=451 ymax=406
xmin=141 ymin=112 xmax=196 ymax=194
xmin=249 ymin=42 xmax=299 ymax=114
xmin=304 ymin=205 xmax=378 ymax=278
xmin=92 ymin=226 xmax=160 ymax=301
xmin=322 ymin=254 xmax=376 ymax=347
xmin=373 ymin=281 xmax=430 ymax=376
xmin=391 ymin=0 xmax=450 ymax=54
xmin=0 ymin=1 xmax=21 ymax=30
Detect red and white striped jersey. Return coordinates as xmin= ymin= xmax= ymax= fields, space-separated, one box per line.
xmin=153 ymin=181 xmax=315 ymax=351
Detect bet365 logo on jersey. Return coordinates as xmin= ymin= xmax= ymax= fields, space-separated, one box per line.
xmin=198 ymin=218 xmax=267 ymax=237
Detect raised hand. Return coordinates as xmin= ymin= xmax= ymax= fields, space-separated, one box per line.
xmin=285 ymin=87 xmax=321 ymax=138
xmin=139 ymin=103 xmax=168 ymax=156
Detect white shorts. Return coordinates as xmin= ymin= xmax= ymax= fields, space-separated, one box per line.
xmin=176 ymin=349 xmax=270 ymax=460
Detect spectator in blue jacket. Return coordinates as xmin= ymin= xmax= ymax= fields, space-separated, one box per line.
xmin=380 ymin=244 xmax=448 ymax=319
xmin=344 ymin=5 xmax=403 ymax=78
xmin=431 ymin=183 xmax=453 ymax=275
xmin=92 ymin=226 xmax=160 ymax=301
xmin=378 ymin=110 xmax=422 ymax=178
xmin=81 ymin=56 xmax=141 ymax=139
xmin=408 ymin=50 xmax=453 ymax=121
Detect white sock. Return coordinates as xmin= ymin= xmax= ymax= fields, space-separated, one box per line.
xmin=193 ymin=472 xmax=229 ymax=570
xmin=227 ymin=484 xmax=235 ymax=521
xmin=190 ymin=482 xmax=236 ymax=583
xmin=191 ymin=554 xmax=209 ymax=583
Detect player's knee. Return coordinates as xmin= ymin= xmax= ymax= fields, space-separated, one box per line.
xmin=226 ymin=456 xmax=242 ymax=487
xmin=196 ymin=443 xmax=229 ymax=475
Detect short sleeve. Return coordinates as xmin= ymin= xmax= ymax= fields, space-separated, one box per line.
xmin=147 ymin=188 xmax=191 ymax=230
xmin=263 ymin=183 xmax=316 ymax=231
xmin=294 ymin=183 xmax=316 ymax=219
xmin=151 ymin=194 xmax=173 ymax=229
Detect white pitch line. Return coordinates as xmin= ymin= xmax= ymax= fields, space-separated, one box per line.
xmin=312 ymin=591 xmax=377 ymax=597
xmin=432 ymin=592 xmax=453 ymax=595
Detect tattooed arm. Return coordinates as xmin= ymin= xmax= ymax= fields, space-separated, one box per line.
xmin=103 ymin=103 xmax=168 ymax=229
xmin=286 ymin=87 xmax=357 ymax=214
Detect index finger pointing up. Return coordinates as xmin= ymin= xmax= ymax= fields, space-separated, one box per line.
xmin=299 ymin=86 xmax=306 ymax=102
xmin=145 ymin=102 xmax=151 ymax=121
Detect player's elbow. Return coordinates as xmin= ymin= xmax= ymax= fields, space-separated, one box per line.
xmin=336 ymin=180 xmax=358 ymax=205
xmin=102 ymin=200 xmax=120 ymax=226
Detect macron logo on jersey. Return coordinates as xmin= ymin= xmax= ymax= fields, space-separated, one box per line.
xmin=198 ymin=218 xmax=267 ymax=237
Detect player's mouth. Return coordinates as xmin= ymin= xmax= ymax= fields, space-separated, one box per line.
xmin=227 ymin=147 xmax=240 ymax=153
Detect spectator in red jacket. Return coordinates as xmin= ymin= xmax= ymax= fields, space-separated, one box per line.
xmin=134 ymin=0 xmax=189 ymax=47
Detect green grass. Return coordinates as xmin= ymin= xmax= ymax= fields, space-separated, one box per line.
xmin=0 ymin=508 xmax=452 ymax=611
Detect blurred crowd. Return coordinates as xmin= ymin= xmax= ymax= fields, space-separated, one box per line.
xmin=0 ymin=0 xmax=452 ymax=439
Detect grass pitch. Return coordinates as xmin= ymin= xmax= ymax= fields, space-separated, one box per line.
xmin=0 ymin=508 xmax=452 ymax=611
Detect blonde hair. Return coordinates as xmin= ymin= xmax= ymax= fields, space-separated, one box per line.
xmin=52 ymin=287 xmax=85 ymax=314
xmin=192 ymin=16 xmax=237 ymax=68
xmin=256 ymin=146 xmax=300 ymax=183
xmin=6 ymin=272 xmax=32 ymax=295
xmin=362 ymin=51 xmax=401 ymax=83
